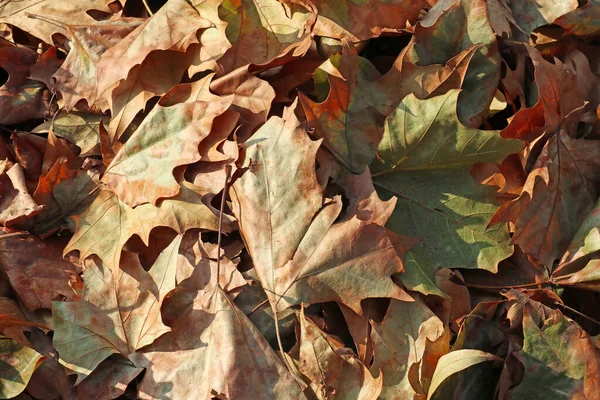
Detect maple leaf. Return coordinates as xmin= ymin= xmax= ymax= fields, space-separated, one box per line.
xmin=372 ymin=89 xmax=522 ymax=295
xmin=64 ymin=179 xmax=231 ymax=271
xmin=102 ymin=75 xmax=233 ymax=207
xmin=294 ymin=307 xmax=383 ymax=399
xmin=313 ymin=0 xmax=426 ymax=41
xmin=53 ymin=236 xmax=181 ymax=383
xmin=0 ymin=234 xmax=81 ymax=311
xmin=1 ymin=0 xmax=600 ymax=396
xmin=230 ymin=101 xmax=410 ymax=314
xmin=0 ymin=0 xmax=114 ymax=45
xmin=132 ymin=287 xmax=305 ymax=399
xmin=491 ymin=131 xmax=600 ymax=267
xmin=370 ymin=297 xmax=445 ymax=399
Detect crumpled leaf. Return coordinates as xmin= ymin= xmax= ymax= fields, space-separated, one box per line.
xmin=33 ymin=112 xmax=109 ymax=157
xmin=491 ymin=131 xmax=600 ymax=267
xmin=313 ymin=0 xmax=426 ymax=41
xmin=370 ymin=297 xmax=445 ymax=399
xmin=64 ymin=181 xmax=229 ymax=271
xmin=296 ymin=307 xmax=383 ymax=399
xmin=0 ymin=234 xmax=81 ymax=311
xmin=102 ymin=78 xmax=232 ymax=206
xmin=230 ymin=101 xmax=410 ymax=314
xmin=132 ymin=287 xmax=305 ymax=399
xmin=373 ymin=90 xmax=521 ymax=295
xmin=53 ymin=235 xmax=181 ymax=383
xmin=427 ymin=349 xmax=501 ymax=400
xmin=509 ymin=303 xmax=600 ymax=399
xmin=0 ymin=338 xmax=45 ymax=399
xmin=0 ymin=0 xmax=114 ymax=45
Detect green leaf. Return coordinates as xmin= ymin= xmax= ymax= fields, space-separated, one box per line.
xmin=372 ymin=90 xmax=521 ymax=295
xmin=509 ymin=306 xmax=600 ymax=399
xmin=0 ymin=338 xmax=44 ymax=399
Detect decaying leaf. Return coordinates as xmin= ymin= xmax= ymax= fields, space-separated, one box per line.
xmin=1 ymin=0 xmax=599 ymax=397
xmin=53 ymin=236 xmax=181 ymax=383
xmin=132 ymin=287 xmax=305 ymax=399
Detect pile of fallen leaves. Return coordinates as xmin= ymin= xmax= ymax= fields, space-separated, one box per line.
xmin=0 ymin=0 xmax=599 ymax=398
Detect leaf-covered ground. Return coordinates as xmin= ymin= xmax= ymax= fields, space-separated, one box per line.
xmin=0 ymin=0 xmax=599 ymax=399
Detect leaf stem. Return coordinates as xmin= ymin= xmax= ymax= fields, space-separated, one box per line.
xmin=215 ymin=164 xmax=232 ymax=290
xmin=141 ymin=0 xmax=154 ymax=16
xmin=0 ymin=232 xmax=29 ymax=241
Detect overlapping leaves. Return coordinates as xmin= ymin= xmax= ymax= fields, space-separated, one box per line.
xmin=0 ymin=0 xmax=599 ymax=398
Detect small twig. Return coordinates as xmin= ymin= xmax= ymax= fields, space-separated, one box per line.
xmin=215 ymin=164 xmax=232 ymax=289
xmin=555 ymin=302 xmax=600 ymax=327
xmin=449 ymin=272 xmax=550 ymax=291
xmin=141 ymin=0 xmax=154 ymax=16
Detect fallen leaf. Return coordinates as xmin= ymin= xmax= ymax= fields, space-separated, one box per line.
xmin=231 ymin=101 xmax=410 ymax=314
xmin=296 ymin=307 xmax=383 ymax=399
xmin=427 ymin=349 xmax=501 ymax=400
xmin=53 ymin=235 xmax=181 ymax=383
xmin=0 ymin=338 xmax=44 ymax=399
xmin=370 ymin=296 xmax=445 ymax=399
xmin=373 ymin=90 xmax=521 ymax=295
xmin=132 ymin=287 xmax=305 ymax=399
xmin=0 ymin=234 xmax=80 ymax=311
xmin=64 ymin=182 xmax=229 ymax=271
